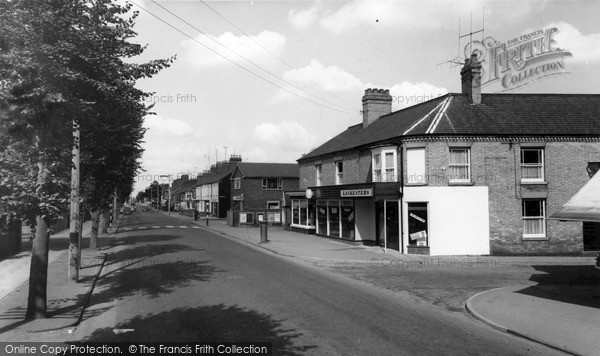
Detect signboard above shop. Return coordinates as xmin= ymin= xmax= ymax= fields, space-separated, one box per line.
xmin=341 ymin=188 xmax=373 ymax=198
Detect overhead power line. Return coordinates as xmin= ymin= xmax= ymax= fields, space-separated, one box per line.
xmin=198 ymin=0 xmax=355 ymax=108
xmin=134 ymin=0 xmax=355 ymax=114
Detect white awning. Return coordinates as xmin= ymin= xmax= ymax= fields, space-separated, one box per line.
xmin=549 ymin=172 xmax=600 ymax=222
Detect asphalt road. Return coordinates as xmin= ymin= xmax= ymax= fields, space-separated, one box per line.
xmin=72 ymin=211 xmax=565 ymax=355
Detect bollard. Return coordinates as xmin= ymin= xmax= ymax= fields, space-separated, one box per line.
xmin=206 ymin=215 xmax=209 ymax=226
xmin=259 ymin=221 xmax=268 ymax=243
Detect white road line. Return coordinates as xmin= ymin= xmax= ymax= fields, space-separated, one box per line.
xmin=179 ymin=226 xmax=188 ymax=229
xmin=192 ymin=226 xmax=200 ymax=229
xmin=152 ymin=226 xmax=160 ymax=229
xmin=124 ymin=227 xmax=132 ymax=231
xmin=166 ymin=226 xmax=174 ymax=228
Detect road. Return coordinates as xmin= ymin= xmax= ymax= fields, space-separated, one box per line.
xmin=72 ymin=210 xmax=564 ymax=355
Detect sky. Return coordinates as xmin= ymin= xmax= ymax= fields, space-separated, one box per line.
xmin=125 ymin=0 xmax=600 ymax=194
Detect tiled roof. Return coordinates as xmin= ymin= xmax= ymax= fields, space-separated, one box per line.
xmin=299 ymin=93 xmax=600 ymax=161
xmin=234 ymin=162 xmax=299 ymax=178
xmin=194 ymin=162 xmax=237 ymax=186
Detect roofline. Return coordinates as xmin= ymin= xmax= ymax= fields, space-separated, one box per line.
xmin=297 ymin=134 xmax=600 ymax=163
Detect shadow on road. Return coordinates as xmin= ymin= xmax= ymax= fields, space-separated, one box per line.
xmin=517 ymin=265 xmax=600 ymax=308
xmin=82 ymin=304 xmax=318 ymax=355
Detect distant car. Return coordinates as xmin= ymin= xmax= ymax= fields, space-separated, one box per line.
xmin=123 ymin=206 xmax=132 ymax=215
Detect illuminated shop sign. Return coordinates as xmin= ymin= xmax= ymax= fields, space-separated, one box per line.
xmin=468 ymin=27 xmax=572 ymax=91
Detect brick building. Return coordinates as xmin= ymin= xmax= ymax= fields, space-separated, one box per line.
xmin=230 ymin=162 xmax=299 ymax=225
xmin=194 ymin=156 xmax=242 ymax=218
xmin=296 ymin=55 xmax=600 ymax=255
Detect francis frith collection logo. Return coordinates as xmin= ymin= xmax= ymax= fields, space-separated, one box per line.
xmin=468 ymin=27 xmax=572 ymax=91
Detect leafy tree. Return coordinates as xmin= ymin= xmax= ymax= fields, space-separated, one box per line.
xmin=0 ymin=0 xmax=173 ymax=318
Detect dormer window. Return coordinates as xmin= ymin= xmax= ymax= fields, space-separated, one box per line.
xmin=372 ymin=147 xmax=397 ymax=182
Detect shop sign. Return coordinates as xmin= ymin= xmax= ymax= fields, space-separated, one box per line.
xmin=340 ymin=188 xmax=373 ymax=197
xmin=233 ymin=195 xmax=243 ymax=201
xmin=468 ymin=27 xmax=571 ymax=91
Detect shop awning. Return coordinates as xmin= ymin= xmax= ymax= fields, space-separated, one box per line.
xmin=549 ymin=172 xmax=600 ymax=222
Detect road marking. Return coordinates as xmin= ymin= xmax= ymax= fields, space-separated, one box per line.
xmin=179 ymin=226 xmax=188 ymax=229
xmin=137 ymin=227 xmax=146 ymax=230
xmin=123 ymin=227 xmax=132 ymax=231
xmin=166 ymin=226 xmax=174 ymax=228
xmin=192 ymin=226 xmax=200 ymax=229
xmin=152 ymin=226 xmax=160 ymax=229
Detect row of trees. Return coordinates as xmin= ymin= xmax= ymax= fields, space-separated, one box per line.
xmin=0 ymin=0 xmax=173 ymax=319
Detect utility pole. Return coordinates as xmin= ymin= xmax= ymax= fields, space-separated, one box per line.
xmin=68 ymin=121 xmax=80 ymax=282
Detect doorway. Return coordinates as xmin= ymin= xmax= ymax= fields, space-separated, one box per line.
xmin=583 ymin=222 xmax=600 ymax=251
xmin=376 ymin=201 xmax=400 ymax=251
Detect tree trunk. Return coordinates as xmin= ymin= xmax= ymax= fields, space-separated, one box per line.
xmin=100 ymin=209 xmax=109 ymax=234
xmin=89 ymin=209 xmax=100 ymax=249
xmin=25 ymin=157 xmax=50 ymax=319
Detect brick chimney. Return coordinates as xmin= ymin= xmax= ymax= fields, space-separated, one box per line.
xmin=461 ymin=54 xmax=482 ymax=105
xmin=362 ymin=88 xmax=392 ymax=128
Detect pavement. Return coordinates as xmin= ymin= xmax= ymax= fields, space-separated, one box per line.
xmin=0 ymin=209 xmax=598 ymax=355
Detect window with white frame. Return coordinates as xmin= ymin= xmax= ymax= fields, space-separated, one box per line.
xmin=373 ymin=153 xmax=381 ymax=182
xmin=233 ymin=178 xmax=241 ymax=189
xmin=267 ymin=201 xmax=280 ymax=210
xmin=262 ymin=178 xmax=283 ymax=190
xmin=372 ymin=147 xmax=397 ymax=182
xmin=406 ymin=147 xmax=426 ymax=184
xmin=522 ymin=200 xmax=546 ymax=238
xmin=316 ymin=165 xmax=322 ymax=186
xmin=449 ymin=148 xmax=471 ymax=182
xmin=335 ymin=161 xmax=343 ymax=185
xmin=521 ymin=148 xmax=544 ymax=182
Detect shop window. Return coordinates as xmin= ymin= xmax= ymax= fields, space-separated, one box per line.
xmin=521 ymin=148 xmax=544 ymax=182
xmin=262 ymin=178 xmax=283 ymax=190
xmin=233 ymin=178 xmax=241 ymax=189
xmin=317 ymin=200 xmax=328 ymax=235
xmin=522 ymin=199 xmax=546 ymax=238
xmin=316 ymin=165 xmax=322 ymax=186
xmin=335 ymin=161 xmax=343 ymax=185
xmin=449 ymin=148 xmax=471 ymax=182
xmin=340 ymin=201 xmax=355 ymax=239
xmin=292 ymin=199 xmax=313 ymax=227
xmin=406 ymin=148 xmax=426 ymax=184
xmin=328 ymin=200 xmax=340 ymax=237
xmin=408 ymin=202 xmax=428 ymax=246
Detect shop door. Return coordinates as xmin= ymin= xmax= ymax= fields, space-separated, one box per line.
xmin=583 ymin=222 xmax=600 ymax=251
xmin=375 ymin=201 xmax=400 ymax=251
xmin=385 ymin=201 xmax=400 ymax=251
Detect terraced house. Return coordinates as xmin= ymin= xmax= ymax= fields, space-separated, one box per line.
xmin=296 ymin=55 xmax=600 ymax=256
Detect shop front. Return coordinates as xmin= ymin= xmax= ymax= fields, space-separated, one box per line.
xmin=307 ymin=183 xmax=402 ymax=248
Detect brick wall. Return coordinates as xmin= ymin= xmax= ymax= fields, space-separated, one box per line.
xmin=403 ymin=139 xmax=600 ymax=255
xmin=299 ymin=149 xmax=379 ymax=189
xmin=232 ymin=175 xmax=299 ymax=211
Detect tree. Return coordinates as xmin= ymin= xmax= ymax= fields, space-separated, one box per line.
xmin=0 ymin=0 xmax=173 ymax=318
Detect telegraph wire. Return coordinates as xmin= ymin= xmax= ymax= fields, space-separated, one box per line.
xmin=143 ymin=0 xmax=354 ymax=114
xmin=198 ymin=0 xmax=355 ymax=108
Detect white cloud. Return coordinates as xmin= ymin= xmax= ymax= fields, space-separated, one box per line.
xmin=389 ymin=81 xmax=448 ymax=110
xmin=144 ymin=115 xmax=193 ymax=137
xmin=181 ymin=30 xmax=286 ymax=68
xmin=273 ymin=59 xmax=364 ymax=103
xmin=288 ymin=3 xmax=322 ymax=30
xmin=253 ymin=121 xmax=318 ymax=151
xmin=320 ymin=0 xmax=487 ymax=34
xmin=546 ymin=22 xmax=600 ymax=64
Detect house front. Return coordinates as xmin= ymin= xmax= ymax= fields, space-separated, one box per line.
xmin=230 ymin=162 xmax=299 ymax=225
xmin=297 ymin=55 xmax=600 ymax=256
